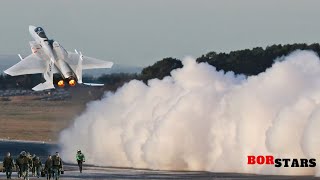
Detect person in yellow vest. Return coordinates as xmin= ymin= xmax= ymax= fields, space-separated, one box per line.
xmin=76 ymin=150 xmax=85 ymax=173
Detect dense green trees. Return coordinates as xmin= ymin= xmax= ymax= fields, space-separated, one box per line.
xmin=197 ymin=43 xmax=320 ymax=75
xmin=140 ymin=57 xmax=182 ymax=82
xmin=1 ymin=43 xmax=320 ymax=90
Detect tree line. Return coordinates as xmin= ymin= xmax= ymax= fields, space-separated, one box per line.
xmin=197 ymin=43 xmax=320 ymax=75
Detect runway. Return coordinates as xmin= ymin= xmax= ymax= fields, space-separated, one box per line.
xmin=0 ymin=141 xmax=319 ymax=179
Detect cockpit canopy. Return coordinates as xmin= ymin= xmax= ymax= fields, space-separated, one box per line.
xmin=34 ymin=27 xmax=47 ymax=39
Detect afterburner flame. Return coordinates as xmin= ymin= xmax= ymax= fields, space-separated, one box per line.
xmin=68 ymin=79 xmax=76 ymax=86
xmin=57 ymin=80 xmax=65 ymax=88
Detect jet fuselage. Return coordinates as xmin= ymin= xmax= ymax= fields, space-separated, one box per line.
xmin=29 ymin=25 xmax=76 ymax=83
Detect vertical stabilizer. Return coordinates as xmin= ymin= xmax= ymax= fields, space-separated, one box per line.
xmin=75 ymin=52 xmax=83 ymax=84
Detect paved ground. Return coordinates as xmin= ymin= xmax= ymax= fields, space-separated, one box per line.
xmin=0 ymin=141 xmax=319 ymax=180
xmin=1 ymin=166 xmax=319 ymax=180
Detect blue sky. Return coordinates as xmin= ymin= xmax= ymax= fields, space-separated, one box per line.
xmin=0 ymin=0 xmax=320 ymax=66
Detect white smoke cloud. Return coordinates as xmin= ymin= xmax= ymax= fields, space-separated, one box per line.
xmin=59 ymin=50 xmax=320 ymax=176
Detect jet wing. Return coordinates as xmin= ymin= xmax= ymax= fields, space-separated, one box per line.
xmin=4 ymin=54 xmax=46 ymax=76
xmin=66 ymin=52 xmax=113 ymax=70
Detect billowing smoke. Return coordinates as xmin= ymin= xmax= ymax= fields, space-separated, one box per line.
xmin=59 ymin=50 xmax=320 ymax=175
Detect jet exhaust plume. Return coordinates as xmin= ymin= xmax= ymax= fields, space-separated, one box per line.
xmin=59 ymin=50 xmax=320 ymax=176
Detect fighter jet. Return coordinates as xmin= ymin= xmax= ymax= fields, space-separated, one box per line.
xmin=4 ymin=25 xmax=113 ymax=91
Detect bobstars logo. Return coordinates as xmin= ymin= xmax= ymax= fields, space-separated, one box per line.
xmin=247 ymin=155 xmax=316 ymax=167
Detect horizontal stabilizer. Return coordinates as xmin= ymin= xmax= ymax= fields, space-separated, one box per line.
xmin=32 ymin=81 xmax=55 ymax=91
xmin=83 ymin=83 xmax=104 ymax=86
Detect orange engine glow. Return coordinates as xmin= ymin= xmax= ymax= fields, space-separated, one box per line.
xmin=68 ymin=79 xmax=76 ymax=86
xmin=57 ymin=80 xmax=65 ymax=88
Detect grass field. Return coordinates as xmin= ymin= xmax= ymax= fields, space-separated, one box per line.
xmin=0 ymin=95 xmax=88 ymax=142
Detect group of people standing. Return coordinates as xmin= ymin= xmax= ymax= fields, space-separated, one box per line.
xmin=3 ymin=150 xmax=85 ymax=180
xmin=43 ymin=152 xmax=63 ymax=180
xmin=2 ymin=151 xmax=63 ymax=180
